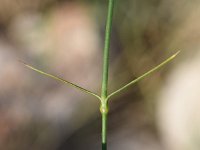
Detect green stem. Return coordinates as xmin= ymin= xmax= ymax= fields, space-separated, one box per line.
xmin=100 ymin=100 xmax=108 ymax=150
xmin=102 ymin=112 xmax=108 ymax=150
xmin=100 ymin=0 xmax=114 ymax=150
xmin=101 ymin=0 xmax=115 ymax=99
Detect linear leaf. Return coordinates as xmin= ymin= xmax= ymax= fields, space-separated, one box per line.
xmin=20 ymin=60 xmax=101 ymax=100
xmin=107 ymin=51 xmax=180 ymax=100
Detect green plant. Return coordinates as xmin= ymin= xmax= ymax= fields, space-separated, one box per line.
xmin=21 ymin=0 xmax=179 ymax=149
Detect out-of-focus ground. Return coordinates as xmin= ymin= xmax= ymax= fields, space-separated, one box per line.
xmin=0 ymin=0 xmax=199 ymax=150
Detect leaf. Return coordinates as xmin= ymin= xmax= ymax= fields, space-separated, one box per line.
xmin=19 ymin=60 xmax=101 ymax=100
xmin=107 ymin=51 xmax=180 ymax=100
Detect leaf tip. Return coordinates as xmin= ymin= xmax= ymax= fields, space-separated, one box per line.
xmin=171 ymin=50 xmax=181 ymax=59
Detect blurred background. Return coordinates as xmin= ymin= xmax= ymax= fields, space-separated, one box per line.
xmin=0 ymin=0 xmax=200 ymax=150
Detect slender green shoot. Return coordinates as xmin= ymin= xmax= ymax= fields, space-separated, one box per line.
xmin=107 ymin=51 xmax=180 ymax=100
xmin=101 ymin=0 xmax=115 ymax=99
xmin=19 ymin=60 xmax=101 ymax=100
xmin=100 ymin=0 xmax=115 ymax=149
xmin=20 ymin=0 xmax=180 ymax=149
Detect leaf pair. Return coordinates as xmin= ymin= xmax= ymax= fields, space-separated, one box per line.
xmin=20 ymin=51 xmax=180 ymax=101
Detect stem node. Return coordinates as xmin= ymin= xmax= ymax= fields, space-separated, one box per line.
xmin=100 ymin=102 xmax=109 ymax=114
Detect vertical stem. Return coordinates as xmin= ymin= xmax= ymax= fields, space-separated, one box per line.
xmin=101 ymin=0 xmax=115 ymax=99
xmin=100 ymin=0 xmax=114 ymax=150
xmin=100 ymin=0 xmax=115 ymax=150
xmin=102 ymin=112 xmax=107 ymax=150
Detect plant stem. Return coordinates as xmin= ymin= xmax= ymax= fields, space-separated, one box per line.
xmin=100 ymin=0 xmax=114 ymax=150
xmin=102 ymin=112 xmax=107 ymax=150
xmin=101 ymin=0 xmax=115 ymax=99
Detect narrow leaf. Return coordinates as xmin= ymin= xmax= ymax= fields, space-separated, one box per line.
xmin=19 ymin=60 xmax=101 ymax=100
xmin=107 ymin=51 xmax=180 ymax=100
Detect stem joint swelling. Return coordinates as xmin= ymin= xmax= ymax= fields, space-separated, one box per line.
xmin=100 ymin=100 xmax=109 ymax=114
